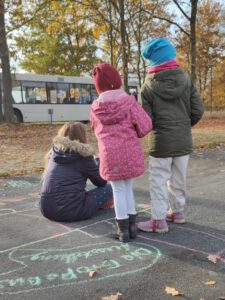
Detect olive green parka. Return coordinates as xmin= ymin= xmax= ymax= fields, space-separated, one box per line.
xmin=140 ymin=69 xmax=204 ymax=157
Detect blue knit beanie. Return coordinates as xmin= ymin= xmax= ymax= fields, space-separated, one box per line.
xmin=142 ymin=38 xmax=176 ymax=66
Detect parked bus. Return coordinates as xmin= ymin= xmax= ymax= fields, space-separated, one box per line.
xmin=0 ymin=73 xmax=138 ymax=123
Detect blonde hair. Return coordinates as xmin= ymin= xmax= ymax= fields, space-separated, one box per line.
xmin=42 ymin=122 xmax=87 ymax=181
xmin=56 ymin=121 xmax=87 ymax=144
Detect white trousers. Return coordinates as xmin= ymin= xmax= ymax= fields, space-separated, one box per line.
xmin=110 ymin=179 xmax=137 ymax=220
xmin=149 ymin=155 xmax=189 ymax=220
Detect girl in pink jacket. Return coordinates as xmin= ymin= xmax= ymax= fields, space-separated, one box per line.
xmin=91 ymin=63 xmax=152 ymax=242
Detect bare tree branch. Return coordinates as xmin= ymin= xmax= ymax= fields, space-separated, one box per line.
xmin=172 ymin=0 xmax=191 ymax=21
xmin=6 ymin=0 xmax=52 ymax=35
xmin=74 ymin=0 xmax=120 ymax=33
xmin=108 ymin=0 xmax=119 ymax=13
xmin=141 ymin=7 xmax=190 ymax=36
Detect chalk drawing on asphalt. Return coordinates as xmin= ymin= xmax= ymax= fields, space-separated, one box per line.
xmin=0 ymin=209 xmax=16 ymax=215
xmin=6 ymin=180 xmax=35 ymax=189
xmin=0 ymin=206 xmax=152 ymax=254
xmin=0 ymin=198 xmax=225 ymax=296
xmin=0 ymin=242 xmax=161 ymax=295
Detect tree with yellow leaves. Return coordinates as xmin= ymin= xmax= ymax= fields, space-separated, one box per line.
xmin=14 ymin=1 xmax=98 ymax=75
xmin=176 ymin=0 xmax=225 ymax=109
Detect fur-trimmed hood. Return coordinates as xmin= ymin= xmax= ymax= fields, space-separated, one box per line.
xmin=52 ymin=136 xmax=95 ymax=164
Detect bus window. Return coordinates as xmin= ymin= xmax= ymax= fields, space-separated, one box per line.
xmin=12 ymin=80 xmax=22 ymax=103
xmin=69 ymin=84 xmax=91 ymax=104
xmin=46 ymin=82 xmax=57 ymax=104
xmin=128 ymin=86 xmax=137 ymax=94
xmin=128 ymin=86 xmax=138 ymax=100
xmin=57 ymin=83 xmax=69 ymax=104
xmin=69 ymin=84 xmax=80 ymax=104
xmin=79 ymin=85 xmax=91 ymax=104
xmin=90 ymin=85 xmax=98 ymax=103
xmin=21 ymin=81 xmax=47 ymax=104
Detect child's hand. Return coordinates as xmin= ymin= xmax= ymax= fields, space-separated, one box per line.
xmin=94 ymin=154 xmax=99 ymax=159
xmin=94 ymin=156 xmax=100 ymax=166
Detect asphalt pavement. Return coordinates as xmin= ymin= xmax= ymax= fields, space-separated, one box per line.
xmin=0 ymin=149 xmax=225 ymax=300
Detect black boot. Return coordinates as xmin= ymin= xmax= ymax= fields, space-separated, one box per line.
xmin=112 ymin=218 xmax=130 ymax=243
xmin=129 ymin=214 xmax=137 ymax=239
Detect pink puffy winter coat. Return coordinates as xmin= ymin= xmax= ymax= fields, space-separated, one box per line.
xmin=90 ymin=89 xmax=152 ymax=180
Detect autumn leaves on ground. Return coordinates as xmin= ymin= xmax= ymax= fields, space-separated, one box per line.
xmin=0 ymin=122 xmax=98 ymax=178
xmin=1 ymin=114 xmax=225 ymax=178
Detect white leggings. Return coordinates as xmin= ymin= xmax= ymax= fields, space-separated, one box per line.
xmin=110 ymin=179 xmax=137 ymax=220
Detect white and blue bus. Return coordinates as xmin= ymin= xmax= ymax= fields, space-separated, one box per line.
xmin=0 ymin=73 xmax=138 ymax=122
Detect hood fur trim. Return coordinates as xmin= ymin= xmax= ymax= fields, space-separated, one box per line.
xmin=53 ymin=136 xmax=95 ymax=157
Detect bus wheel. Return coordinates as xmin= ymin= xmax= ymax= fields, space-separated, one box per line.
xmin=13 ymin=109 xmax=23 ymax=123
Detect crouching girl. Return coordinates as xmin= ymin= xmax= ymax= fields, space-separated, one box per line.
xmin=40 ymin=122 xmax=113 ymax=222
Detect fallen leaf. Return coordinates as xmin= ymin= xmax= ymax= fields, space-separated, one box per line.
xmin=208 ymin=254 xmax=218 ymax=263
xmin=204 ymin=280 xmax=216 ymax=285
xmin=101 ymin=292 xmax=123 ymax=300
xmin=165 ymin=286 xmax=183 ymax=296
xmin=89 ymin=270 xmax=97 ymax=278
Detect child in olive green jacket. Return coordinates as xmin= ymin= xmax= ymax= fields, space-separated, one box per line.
xmin=137 ymin=38 xmax=204 ymax=233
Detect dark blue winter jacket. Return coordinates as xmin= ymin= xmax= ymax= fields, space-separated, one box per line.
xmin=40 ymin=136 xmax=106 ymax=222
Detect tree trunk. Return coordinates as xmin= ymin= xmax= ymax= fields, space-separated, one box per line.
xmin=190 ymin=0 xmax=198 ymax=84
xmin=0 ymin=0 xmax=14 ymax=123
xmin=108 ymin=0 xmax=114 ymax=66
xmin=118 ymin=0 xmax=128 ymax=92
xmin=0 ymin=83 xmax=3 ymax=121
xmin=136 ymin=0 xmax=142 ymax=87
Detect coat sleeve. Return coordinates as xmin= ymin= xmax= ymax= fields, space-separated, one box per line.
xmin=190 ymin=80 xmax=204 ymax=126
xmin=130 ymin=97 xmax=153 ymax=138
xmin=90 ymin=109 xmax=95 ymax=131
xmin=140 ymin=83 xmax=154 ymax=118
xmin=82 ymin=156 xmax=106 ymax=187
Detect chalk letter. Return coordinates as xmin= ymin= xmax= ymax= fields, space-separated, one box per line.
xmin=76 ymin=266 xmax=91 ymax=274
xmin=27 ymin=276 xmax=41 ymax=286
xmin=121 ymin=255 xmax=134 ymax=261
xmin=134 ymin=248 xmax=152 ymax=257
xmin=8 ymin=278 xmax=25 ymax=287
xmin=105 ymin=260 xmax=121 ymax=269
xmin=61 ymin=268 xmax=77 ymax=280
xmin=46 ymin=273 xmax=59 ymax=281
